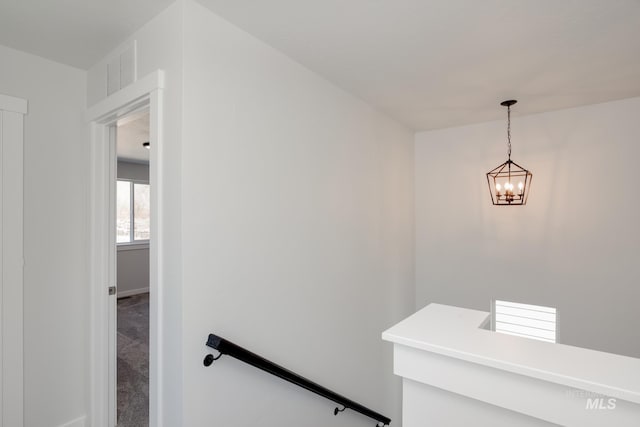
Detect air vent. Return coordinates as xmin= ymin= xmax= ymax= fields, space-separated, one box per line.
xmin=493 ymin=300 xmax=557 ymax=343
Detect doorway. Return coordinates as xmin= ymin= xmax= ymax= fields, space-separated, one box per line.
xmin=115 ymin=110 xmax=151 ymax=425
xmin=87 ymin=69 xmax=164 ymax=427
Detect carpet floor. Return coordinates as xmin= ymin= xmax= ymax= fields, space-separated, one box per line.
xmin=117 ymin=293 xmax=149 ymax=427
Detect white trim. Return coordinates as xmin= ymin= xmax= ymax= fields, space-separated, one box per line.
xmin=0 ymin=94 xmax=27 ymax=114
xmin=116 ymin=177 xmax=149 ymax=184
xmin=148 ymin=82 xmax=164 ymax=427
xmin=86 ymin=70 xmax=164 ymax=123
xmin=89 ymin=71 xmax=164 ymax=427
xmin=1 ymin=96 xmax=26 ymax=427
xmin=107 ymin=126 xmax=117 ymax=427
xmin=88 ymin=122 xmax=108 ymax=427
xmin=116 ymin=108 xmax=147 ymax=127
xmin=117 ymin=287 xmax=150 ymax=298
xmin=57 ymin=415 xmax=86 ymax=427
xmin=117 ymin=242 xmax=149 ymax=251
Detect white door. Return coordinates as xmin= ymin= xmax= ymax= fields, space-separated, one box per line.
xmin=0 ymin=93 xmax=27 ymax=427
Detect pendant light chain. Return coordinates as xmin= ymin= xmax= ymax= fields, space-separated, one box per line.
xmin=507 ymin=104 xmax=512 ymax=161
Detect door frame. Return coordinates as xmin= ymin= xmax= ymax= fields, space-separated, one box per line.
xmin=0 ymin=93 xmax=27 ymax=427
xmin=87 ymin=70 xmax=165 ymax=427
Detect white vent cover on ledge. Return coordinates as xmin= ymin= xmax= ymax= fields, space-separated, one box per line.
xmin=493 ymin=300 xmax=557 ymax=343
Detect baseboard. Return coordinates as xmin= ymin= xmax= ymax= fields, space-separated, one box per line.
xmin=58 ymin=415 xmax=86 ymax=427
xmin=118 ymin=287 xmax=149 ymax=298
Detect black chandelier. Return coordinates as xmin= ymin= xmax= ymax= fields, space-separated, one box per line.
xmin=486 ymin=100 xmax=532 ymax=205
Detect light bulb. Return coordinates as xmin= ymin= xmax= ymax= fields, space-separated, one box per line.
xmin=518 ymin=182 xmax=524 ymax=190
xmin=496 ymin=183 xmax=502 ymax=191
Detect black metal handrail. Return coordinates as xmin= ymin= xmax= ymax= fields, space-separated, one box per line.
xmin=204 ymin=333 xmax=391 ymax=426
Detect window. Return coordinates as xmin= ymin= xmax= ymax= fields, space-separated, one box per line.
xmin=493 ymin=300 xmax=557 ymax=343
xmin=117 ymin=180 xmax=150 ymax=243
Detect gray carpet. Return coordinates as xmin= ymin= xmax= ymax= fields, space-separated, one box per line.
xmin=117 ymin=293 xmax=149 ymax=427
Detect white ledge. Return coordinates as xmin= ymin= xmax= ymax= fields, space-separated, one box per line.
xmin=382 ymin=303 xmax=640 ymax=405
xmin=0 ymin=93 xmax=28 ymax=114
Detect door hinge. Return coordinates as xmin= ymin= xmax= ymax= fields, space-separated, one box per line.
xmin=109 ymin=286 xmax=117 ymax=296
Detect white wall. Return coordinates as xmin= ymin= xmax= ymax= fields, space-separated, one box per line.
xmin=0 ymin=44 xmax=88 ymax=426
xmin=90 ymin=2 xmax=414 ymax=425
xmin=117 ymin=159 xmax=149 ymax=182
xmin=181 ymin=1 xmax=414 ymax=426
xmin=117 ymin=247 xmax=150 ymax=297
xmin=403 ymin=379 xmax=555 ymax=427
xmin=415 ymin=97 xmax=640 ymax=358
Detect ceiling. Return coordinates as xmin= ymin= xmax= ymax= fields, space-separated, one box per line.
xmin=1 ymin=1 xmax=639 ymax=130
xmin=117 ymin=110 xmax=150 ymax=164
xmin=0 ymin=0 xmax=174 ymax=69
xmin=197 ymin=0 xmax=640 ymax=130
